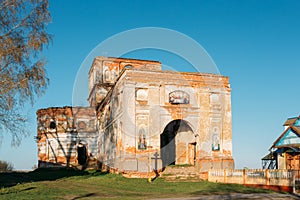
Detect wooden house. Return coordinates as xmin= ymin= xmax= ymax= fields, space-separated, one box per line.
xmin=263 ymin=116 xmax=300 ymax=170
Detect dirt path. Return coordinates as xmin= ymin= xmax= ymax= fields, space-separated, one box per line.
xmin=151 ymin=193 xmax=300 ymax=200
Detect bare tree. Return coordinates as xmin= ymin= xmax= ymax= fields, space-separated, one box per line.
xmin=0 ymin=160 xmax=14 ymax=171
xmin=0 ymin=0 xmax=52 ymax=145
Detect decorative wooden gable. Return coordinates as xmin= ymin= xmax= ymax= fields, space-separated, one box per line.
xmin=275 ymin=128 xmax=300 ymax=147
xmin=294 ymin=119 xmax=300 ymax=126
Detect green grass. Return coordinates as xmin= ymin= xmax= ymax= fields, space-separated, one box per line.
xmin=0 ymin=168 xmax=276 ymax=200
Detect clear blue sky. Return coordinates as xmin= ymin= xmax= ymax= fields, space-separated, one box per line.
xmin=1 ymin=0 xmax=300 ymax=170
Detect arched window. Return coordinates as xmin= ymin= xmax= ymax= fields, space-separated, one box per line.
xmin=104 ymin=70 xmax=111 ymax=82
xmin=49 ymin=120 xmax=56 ymax=129
xmin=138 ymin=127 xmax=147 ymax=150
xmin=212 ymin=133 xmax=220 ymax=151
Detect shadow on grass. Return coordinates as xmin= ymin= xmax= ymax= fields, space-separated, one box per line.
xmin=0 ymin=168 xmax=109 ymax=188
xmin=190 ymin=181 xmax=275 ymax=196
xmin=71 ymin=193 xmax=98 ymax=200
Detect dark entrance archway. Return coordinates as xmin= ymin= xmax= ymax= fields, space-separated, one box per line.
xmin=77 ymin=143 xmax=88 ymax=165
xmin=160 ymin=120 xmax=195 ymax=168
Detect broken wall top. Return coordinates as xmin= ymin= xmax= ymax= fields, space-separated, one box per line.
xmin=88 ymin=57 xmax=162 ymax=106
xmin=89 ymin=56 xmax=162 ymax=75
xmin=88 ymin=56 xmax=230 ymax=107
xmin=119 ymin=68 xmax=231 ymax=91
xmin=37 ymin=106 xmax=96 ymax=135
xmin=88 ymin=56 xmax=162 ymax=91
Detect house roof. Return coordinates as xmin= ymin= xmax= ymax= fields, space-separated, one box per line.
xmin=283 ymin=117 xmax=298 ymax=126
xmin=270 ymin=126 xmax=300 ymax=150
xmin=262 ymin=152 xmax=276 ymax=160
xmin=270 ymin=116 xmax=300 ymax=150
xmin=286 ymin=146 xmax=300 ymax=152
xmin=291 ymin=126 xmax=300 ymax=134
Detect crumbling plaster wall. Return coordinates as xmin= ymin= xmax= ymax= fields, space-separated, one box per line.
xmin=37 ymin=107 xmax=97 ymax=168
xmin=37 ymin=56 xmax=234 ymax=172
xmin=88 ymin=57 xmax=162 ymax=107
xmin=96 ymin=68 xmax=234 ymax=172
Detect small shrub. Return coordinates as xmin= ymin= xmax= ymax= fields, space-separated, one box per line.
xmin=0 ymin=160 xmax=14 ymax=171
xmin=32 ymin=164 xmax=38 ymax=170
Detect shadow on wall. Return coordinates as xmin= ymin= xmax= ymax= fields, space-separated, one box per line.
xmin=37 ymin=107 xmax=97 ymax=170
xmin=0 ymin=167 xmax=108 ymax=188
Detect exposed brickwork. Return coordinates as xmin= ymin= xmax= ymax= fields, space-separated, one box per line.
xmin=36 ymin=106 xmax=97 ymax=168
xmin=37 ymin=57 xmax=234 ymax=176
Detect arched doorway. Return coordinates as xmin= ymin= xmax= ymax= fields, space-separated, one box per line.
xmin=160 ymin=120 xmax=196 ymax=168
xmin=77 ymin=143 xmax=88 ymax=165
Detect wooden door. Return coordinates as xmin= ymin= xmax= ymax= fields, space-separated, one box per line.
xmin=188 ymin=143 xmax=196 ymax=165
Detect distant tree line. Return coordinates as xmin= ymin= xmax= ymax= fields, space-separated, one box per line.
xmin=0 ymin=160 xmax=14 ymax=171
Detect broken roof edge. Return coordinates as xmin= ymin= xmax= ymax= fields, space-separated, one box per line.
xmin=94 ymin=56 xmax=161 ymax=64
xmin=122 ymin=67 xmax=229 ymax=79
xmin=36 ymin=106 xmax=95 ymax=115
xmin=88 ymin=56 xmax=162 ymax=75
xmin=88 ymin=56 xmax=227 ymax=77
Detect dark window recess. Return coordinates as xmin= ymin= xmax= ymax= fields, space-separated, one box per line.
xmin=50 ymin=121 xmax=56 ymax=129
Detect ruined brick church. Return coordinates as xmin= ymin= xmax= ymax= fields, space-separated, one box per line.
xmin=36 ymin=57 xmax=234 ymax=175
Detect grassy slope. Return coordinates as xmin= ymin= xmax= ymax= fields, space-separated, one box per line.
xmin=0 ymin=169 xmax=275 ymax=200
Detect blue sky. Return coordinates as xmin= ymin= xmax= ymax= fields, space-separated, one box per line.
xmin=1 ymin=0 xmax=300 ymax=170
